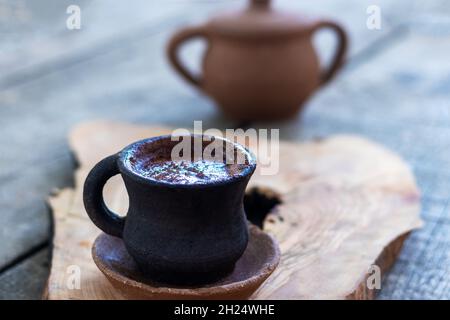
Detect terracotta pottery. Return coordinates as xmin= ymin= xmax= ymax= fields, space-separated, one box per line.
xmin=92 ymin=224 xmax=280 ymax=300
xmin=167 ymin=0 xmax=348 ymax=121
xmin=83 ymin=135 xmax=256 ymax=285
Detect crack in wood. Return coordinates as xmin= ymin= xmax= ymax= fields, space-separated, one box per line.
xmin=0 ymin=242 xmax=49 ymax=275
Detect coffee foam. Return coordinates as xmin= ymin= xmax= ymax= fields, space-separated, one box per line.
xmin=123 ymin=136 xmax=254 ymax=185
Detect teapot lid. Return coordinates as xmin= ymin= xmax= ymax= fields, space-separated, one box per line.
xmin=206 ymin=0 xmax=312 ymax=38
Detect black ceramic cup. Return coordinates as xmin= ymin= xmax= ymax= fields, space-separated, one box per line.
xmin=83 ymin=134 xmax=256 ymax=285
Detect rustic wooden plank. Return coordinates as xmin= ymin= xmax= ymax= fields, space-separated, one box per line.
xmin=0 ymin=0 xmax=411 ymax=88
xmin=0 ymin=156 xmax=72 ymax=268
xmin=0 ymin=248 xmax=50 ymax=300
xmin=0 ymin=0 xmax=217 ymax=81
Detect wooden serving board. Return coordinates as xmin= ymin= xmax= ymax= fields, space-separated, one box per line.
xmin=44 ymin=120 xmax=423 ymax=299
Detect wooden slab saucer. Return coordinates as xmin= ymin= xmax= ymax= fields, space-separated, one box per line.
xmin=92 ymin=224 xmax=280 ymax=300
xmin=45 ymin=121 xmax=423 ymax=299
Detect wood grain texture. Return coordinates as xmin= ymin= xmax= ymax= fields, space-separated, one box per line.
xmin=2 ymin=0 xmax=449 ymax=300
xmin=45 ymin=121 xmax=422 ymax=299
xmin=0 ymin=0 xmax=419 ymax=290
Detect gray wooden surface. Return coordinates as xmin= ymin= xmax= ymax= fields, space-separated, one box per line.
xmin=0 ymin=0 xmax=449 ymax=299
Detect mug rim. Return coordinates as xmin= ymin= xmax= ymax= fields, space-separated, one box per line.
xmin=117 ymin=134 xmax=257 ymax=188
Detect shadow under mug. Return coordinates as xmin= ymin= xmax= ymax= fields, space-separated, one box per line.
xmin=83 ymin=134 xmax=257 ymax=285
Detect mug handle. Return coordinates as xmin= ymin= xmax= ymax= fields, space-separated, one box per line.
xmin=83 ymin=154 xmax=125 ymax=238
xmin=310 ymin=20 xmax=348 ymax=85
xmin=167 ymin=25 xmax=208 ymax=88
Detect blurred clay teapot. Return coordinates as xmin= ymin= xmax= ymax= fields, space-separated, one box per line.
xmin=167 ymin=0 xmax=348 ymax=121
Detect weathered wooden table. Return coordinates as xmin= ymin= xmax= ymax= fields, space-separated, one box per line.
xmin=0 ymin=0 xmax=449 ymax=299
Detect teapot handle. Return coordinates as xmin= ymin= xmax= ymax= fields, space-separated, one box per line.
xmin=167 ymin=25 xmax=208 ymax=88
xmin=310 ymin=20 xmax=348 ymax=85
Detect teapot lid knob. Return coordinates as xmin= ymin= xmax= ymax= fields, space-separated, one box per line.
xmin=251 ymin=0 xmax=271 ymax=8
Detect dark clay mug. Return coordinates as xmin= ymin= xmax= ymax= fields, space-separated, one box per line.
xmin=83 ymin=134 xmax=256 ymax=284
